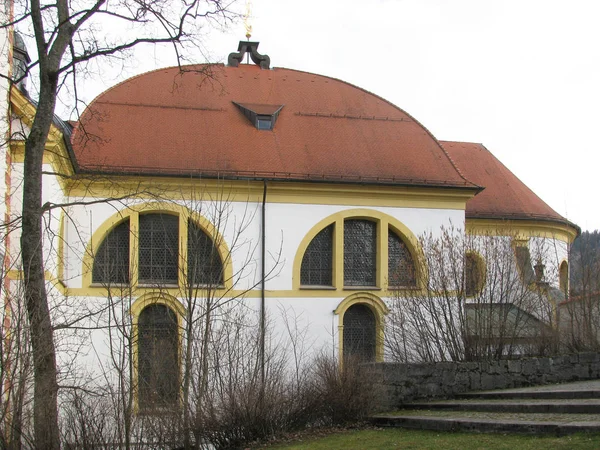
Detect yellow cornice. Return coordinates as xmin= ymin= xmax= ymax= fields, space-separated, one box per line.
xmin=66 ymin=176 xmax=475 ymax=209
xmin=466 ymin=218 xmax=578 ymax=244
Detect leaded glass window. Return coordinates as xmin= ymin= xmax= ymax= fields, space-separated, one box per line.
xmin=92 ymin=219 xmax=130 ymax=284
xmin=139 ymin=214 xmax=179 ymax=284
xmin=138 ymin=304 xmax=179 ymax=409
xmin=388 ymin=229 xmax=416 ymax=287
xmin=187 ymin=221 xmax=224 ymax=286
xmin=344 ymin=219 xmax=377 ymax=286
xmin=300 ymin=224 xmax=333 ymax=286
xmin=343 ymin=304 xmax=376 ymax=362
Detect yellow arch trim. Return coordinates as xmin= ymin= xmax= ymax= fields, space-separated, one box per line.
xmin=82 ymin=202 xmax=233 ymax=290
xmin=130 ymin=292 xmax=185 ymax=413
xmin=292 ymin=208 xmax=425 ymax=292
xmin=334 ymin=292 xmax=389 ymax=363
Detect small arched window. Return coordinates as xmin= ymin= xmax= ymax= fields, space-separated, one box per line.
xmin=138 ymin=214 xmax=179 ymax=285
xmin=187 ymin=220 xmax=224 ymax=286
xmin=138 ymin=304 xmax=179 ymax=409
xmin=344 ymin=219 xmax=377 ymax=286
xmin=559 ymin=261 xmax=569 ymax=295
xmin=465 ymin=252 xmax=485 ymax=297
xmin=300 ymin=224 xmax=333 ymax=286
xmin=388 ymin=229 xmax=416 ymax=287
xmin=92 ymin=219 xmax=130 ymax=284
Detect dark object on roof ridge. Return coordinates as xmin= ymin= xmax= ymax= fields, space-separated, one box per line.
xmin=228 ymin=41 xmax=270 ymax=69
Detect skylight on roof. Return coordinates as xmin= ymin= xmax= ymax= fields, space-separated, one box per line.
xmin=233 ymin=102 xmax=284 ymax=131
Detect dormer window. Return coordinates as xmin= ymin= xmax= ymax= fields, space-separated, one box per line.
xmin=233 ymin=102 xmax=283 ymax=131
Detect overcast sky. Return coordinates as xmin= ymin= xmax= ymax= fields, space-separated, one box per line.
xmin=65 ymin=0 xmax=600 ymax=232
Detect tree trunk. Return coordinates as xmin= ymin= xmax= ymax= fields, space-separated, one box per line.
xmin=20 ymin=70 xmax=61 ymax=449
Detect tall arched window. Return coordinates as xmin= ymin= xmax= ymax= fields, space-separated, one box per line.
xmin=138 ymin=304 xmax=179 ymax=409
xmin=187 ymin=220 xmax=224 ymax=286
xmin=138 ymin=214 xmax=179 ymax=285
xmin=559 ymin=261 xmax=569 ymax=296
xmin=300 ymin=224 xmax=333 ymax=286
xmin=344 ymin=219 xmax=377 ymax=286
xmin=388 ymin=229 xmax=416 ymax=287
xmin=92 ymin=219 xmax=130 ymax=284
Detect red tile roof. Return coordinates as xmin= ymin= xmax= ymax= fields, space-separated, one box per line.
xmin=71 ymin=64 xmax=477 ymax=189
xmin=441 ymin=141 xmax=573 ymax=226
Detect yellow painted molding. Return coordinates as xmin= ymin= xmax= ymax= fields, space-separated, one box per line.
xmin=9 ymin=87 xmax=75 ymax=190
xmin=466 ymin=218 xmax=578 ymax=244
xmin=334 ymin=292 xmax=389 ymax=363
xmin=66 ymin=176 xmax=474 ymax=209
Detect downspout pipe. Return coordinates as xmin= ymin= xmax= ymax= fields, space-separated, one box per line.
xmin=260 ymin=180 xmax=267 ymax=390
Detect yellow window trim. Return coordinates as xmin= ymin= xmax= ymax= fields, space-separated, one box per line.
xmin=130 ymin=292 xmax=185 ymax=414
xmin=292 ymin=208 xmax=426 ymax=293
xmin=82 ymin=202 xmax=233 ymax=291
xmin=334 ymin=292 xmax=389 ymax=363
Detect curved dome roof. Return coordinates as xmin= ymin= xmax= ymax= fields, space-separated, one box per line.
xmin=71 ymin=63 xmax=477 ymax=189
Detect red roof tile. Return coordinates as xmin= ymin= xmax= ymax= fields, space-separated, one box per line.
xmin=71 ymin=64 xmax=476 ymax=189
xmin=441 ymin=141 xmax=573 ymax=226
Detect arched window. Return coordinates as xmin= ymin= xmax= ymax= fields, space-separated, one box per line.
xmin=297 ymin=211 xmax=419 ymax=290
xmin=344 ymin=219 xmax=377 ymax=286
xmin=138 ymin=304 xmax=179 ymax=409
xmin=388 ymin=229 xmax=416 ymax=287
xmin=559 ymin=261 xmax=569 ymax=295
xmin=343 ymin=303 xmax=376 ymax=362
xmin=138 ymin=214 xmax=179 ymax=285
xmin=92 ymin=219 xmax=130 ymax=284
xmin=187 ymin=220 xmax=224 ymax=286
xmin=300 ymin=224 xmax=333 ymax=286
xmin=465 ymin=252 xmax=485 ymax=297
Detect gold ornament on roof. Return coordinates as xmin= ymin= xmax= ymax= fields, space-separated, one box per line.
xmin=243 ymin=0 xmax=253 ymax=40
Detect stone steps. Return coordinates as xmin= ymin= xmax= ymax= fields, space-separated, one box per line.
xmin=371 ymin=379 xmax=600 ymax=435
xmin=404 ymin=399 xmax=600 ymax=414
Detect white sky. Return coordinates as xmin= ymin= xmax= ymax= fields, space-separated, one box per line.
xmin=58 ymin=0 xmax=600 ymax=232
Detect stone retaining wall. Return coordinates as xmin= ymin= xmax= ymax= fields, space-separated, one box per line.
xmin=370 ymin=352 xmax=600 ymax=409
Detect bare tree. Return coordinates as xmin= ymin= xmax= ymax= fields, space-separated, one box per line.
xmin=387 ymin=224 xmax=563 ymax=363
xmin=560 ymin=230 xmax=600 ymax=351
xmin=1 ymin=1 xmax=239 ymax=446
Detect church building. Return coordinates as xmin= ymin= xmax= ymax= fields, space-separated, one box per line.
xmin=4 ymin=41 xmax=578 ymax=410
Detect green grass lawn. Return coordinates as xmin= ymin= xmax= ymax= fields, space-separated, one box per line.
xmin=264 ymin=428 xmax=600 ymax=449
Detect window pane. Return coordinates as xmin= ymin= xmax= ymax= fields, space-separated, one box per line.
xmin=138 ymin=304 xmax=179 ymax=409
xmin=139 ymin=214 xmax=179 ymax=284
xmin=388 ymin=229 xmax=416 ymax=287
xmin=187 ymin=221 xmax=224 ymax=286
xmin=344 ymin=219 xmax=376 ymax=286
xmin=301 ymin=224 xmax=333 ymax=286
xmin=92 ymin=219 xmax=130 ymax=284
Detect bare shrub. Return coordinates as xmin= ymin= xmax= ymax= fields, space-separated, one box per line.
xmin=387 ymin=225 xmax=562 ymax=362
